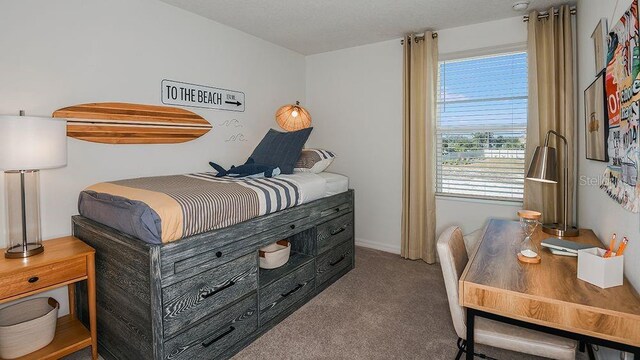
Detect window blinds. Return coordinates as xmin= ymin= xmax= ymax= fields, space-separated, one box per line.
xmin=436 ymin=51 xmax=528 ymax=200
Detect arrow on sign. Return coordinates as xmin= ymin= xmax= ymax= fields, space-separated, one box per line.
xmin=225 ymin=100 xmax=242 ymax=107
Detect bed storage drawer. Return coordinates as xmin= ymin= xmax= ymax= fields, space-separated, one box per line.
xmin=163 ymin=294 xmax=258 ymax=360
xmin=269 ymin=216 xmax=314 ymax=247
xmin=316 ymin=240 xmax=353 ymax=286
xmin=259 ymin=260 xmax=315 ymax=325
xmin=319 ymin=201 xmax=352 ymax=219
xmin=317 ymin=212 xmax=353 ymax=255
xmin=173 ymin=241 xmax=248 ymax=274
xmin=162 ymin=252 xmax=258 ymax=337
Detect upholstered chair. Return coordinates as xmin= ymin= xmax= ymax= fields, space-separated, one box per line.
xmin=437 ymin=226 xmax=578 ymax=360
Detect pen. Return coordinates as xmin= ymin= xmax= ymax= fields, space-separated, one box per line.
xmin=604 ymin=233 xmax=616 ymax=258
xmin=616 ymin=237 xmax=629 ymax=256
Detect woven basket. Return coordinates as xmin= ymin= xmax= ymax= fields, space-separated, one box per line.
xmin=0 ymin=297 xmax=59 ymax=359
xmin=259 ymin=240 xmax=291 ymax=269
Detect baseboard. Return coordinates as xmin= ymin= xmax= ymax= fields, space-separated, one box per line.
xmin=355 ymin=238 xmax=401 ymax=255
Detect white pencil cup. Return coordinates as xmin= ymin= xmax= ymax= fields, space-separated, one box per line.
xmin=577 ymin=248 xmax=623 ymax=289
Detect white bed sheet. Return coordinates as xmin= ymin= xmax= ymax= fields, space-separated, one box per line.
xmin=278 ymin=172 xmax=349 ymax=204
xmin=279 ymin=172 xmax=327 ymax=204
xmin=317 ymin=172 xmax=349 ymax=197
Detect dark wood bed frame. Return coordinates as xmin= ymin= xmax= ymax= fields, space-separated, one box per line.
xmin=71 ymin=190 xmax=355 ymax=360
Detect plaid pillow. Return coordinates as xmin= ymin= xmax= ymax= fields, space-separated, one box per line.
xmin=294 ymin=149 xmax=336 ymax=173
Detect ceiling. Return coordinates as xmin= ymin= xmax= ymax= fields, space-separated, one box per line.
xmin=159 ymin=0 xmax=575 ymax=55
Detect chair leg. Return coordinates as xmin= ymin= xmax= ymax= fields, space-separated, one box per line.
xmin=579 ymin=341 xmax=586 ymax=352
xmin=455 ymin=337 xmax=500 ymax=360
xmin=456 ymin=338 xmax=466 ymax=360
xmin=586 ymin=344 xmax=596 ymax=360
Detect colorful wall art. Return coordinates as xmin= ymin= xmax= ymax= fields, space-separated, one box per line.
xmin=602 ymin=0 xmax=640 ymax=213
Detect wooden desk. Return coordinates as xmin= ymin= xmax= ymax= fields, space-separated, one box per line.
xmin=459 ymin=219 xmax=640 ymax=360
xmin=0 ymin=237 xmax=97 ymax=360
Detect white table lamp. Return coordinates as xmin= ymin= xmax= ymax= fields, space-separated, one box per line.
xmin=0 ymin=112 xmax=67 ymax=258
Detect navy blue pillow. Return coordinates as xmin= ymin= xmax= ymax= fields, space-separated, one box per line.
xmin=248 ymin=128 xmax=313 ymax=174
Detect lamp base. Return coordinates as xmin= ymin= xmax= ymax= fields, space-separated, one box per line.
xmin=5 ymin=243 xmax=44 ymax=258
xmin=541 ymin=223 xmax=579 ymax=237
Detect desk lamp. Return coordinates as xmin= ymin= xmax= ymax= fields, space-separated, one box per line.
xmin=526 ymin=129 xmax=578 ymax=237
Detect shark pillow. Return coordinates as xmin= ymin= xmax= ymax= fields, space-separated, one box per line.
xmin=209 ymin=159 xmax=281 ymax=178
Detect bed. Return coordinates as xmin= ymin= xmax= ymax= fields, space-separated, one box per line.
xmin=72 ymin=172 xmax=353 ymax=360
xmin=78 ymin=172 xmax=348 ymax=244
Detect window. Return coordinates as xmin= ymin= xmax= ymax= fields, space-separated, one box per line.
xmin=436 ymin=51 xmax=528 ymax=200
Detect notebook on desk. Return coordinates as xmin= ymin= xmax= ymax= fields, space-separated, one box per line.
xmin=541 ymin=237 xmax=596 ymax=254
xmin=548 ymin=247 xmax=578 ymax=257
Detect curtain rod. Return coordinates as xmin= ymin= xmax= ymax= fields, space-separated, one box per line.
xmin=523 ymin=7 xmax=577 ymax=22
xmin=400 ymin=32 xmax=438 ymax=45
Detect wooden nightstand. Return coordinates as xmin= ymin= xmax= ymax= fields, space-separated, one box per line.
xmin=0 ymin=236 xmax=97 ymax=360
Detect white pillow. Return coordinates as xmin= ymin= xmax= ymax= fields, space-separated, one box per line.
xmin=293 ymin=149 xmax=336 ymax=174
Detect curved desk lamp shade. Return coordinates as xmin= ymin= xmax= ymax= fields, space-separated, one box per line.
xmin=275 ymin=101 xmax=311 ymax=132
xmin=526 ymin=130 xmax=578 ymax=237
xmin=0 ymin=114 xmax=67 ymax=258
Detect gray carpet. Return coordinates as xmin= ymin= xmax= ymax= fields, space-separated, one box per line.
xmin=233 ymin=247 xmax=588 ymax=360
xmin=66 ymin=246 xmax=589 ymax=360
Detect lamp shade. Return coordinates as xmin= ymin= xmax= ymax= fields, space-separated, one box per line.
xmin=0 ymin=116 xmax=67 ymax=171
xmin=275 ymin=102 xmax=311 ymax=132
xmin=526 ymin=145 xmax=558 ymax=183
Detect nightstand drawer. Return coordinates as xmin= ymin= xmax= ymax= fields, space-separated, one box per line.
xmin=0 ymin=256 xmax=87 ymax=299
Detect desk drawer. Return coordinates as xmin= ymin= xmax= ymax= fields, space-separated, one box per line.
xmin=259 ymin=261 xmax=315 ymax=325
xmin=0 ymin=257 xmax=87 ymax=299
xmin=317 ymin=213 xmax=353 ymax=255
xmin=162 ymin=252 xmax=258 ymax=337
xmin=316 ymin=240 xmax=353 ymax=286
xmin=164 ymin=294 xmax=257 ymax=360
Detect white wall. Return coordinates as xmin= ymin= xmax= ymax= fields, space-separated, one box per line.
xmin=0 ymin=0 xmax=305 ymax=314
xmin=306 ymin=17 xmax=526 ymax=254
xmin=306 ymin=39 xmax=403 ymax=253
xmin=577 ymin=0 xmax=640 ymax=291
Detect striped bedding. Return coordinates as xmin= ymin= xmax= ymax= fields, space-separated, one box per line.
xmin=78 ymin=172 xmax=306 ymax=244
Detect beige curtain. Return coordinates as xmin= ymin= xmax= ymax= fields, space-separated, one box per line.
xmin=524 ymin=6 xmax=575 ymax=224
xmin=401 ymin=32 xmax=438 ymax=264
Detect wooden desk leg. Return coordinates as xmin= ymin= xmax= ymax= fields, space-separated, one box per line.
xmin=466 ymin=308 xmax=474 ymax=360
xmin=88 ymin=253 xmax=98 ymax=360
xmin=68 ymin=283 xmax=76 ymax=320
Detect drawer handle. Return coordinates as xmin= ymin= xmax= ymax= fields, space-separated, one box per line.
xmin=202 ymin=281 xmax=235 ymax=299
xmin=330 ymin=226 xmax=347 ymax=236
xmin=281 ymin=283 xmax=304 ymax=298
xmin=335 ymin=208 xmax=341 ymax=213
xmin=201 ymin=326 xmax=235 ymax=348
xmin=215 ymin=251 xmax=223 ymax=258
xmin=28 ymin=276 xmax=39 ymax=283
xmin=290 ymin=224 xmax=296 ymax=230
xmin=329 ymin=255 xmax=346 ymax=267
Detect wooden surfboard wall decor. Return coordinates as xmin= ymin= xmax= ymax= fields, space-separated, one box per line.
xmin=52 ymin=102 xmax=212 ymax=144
